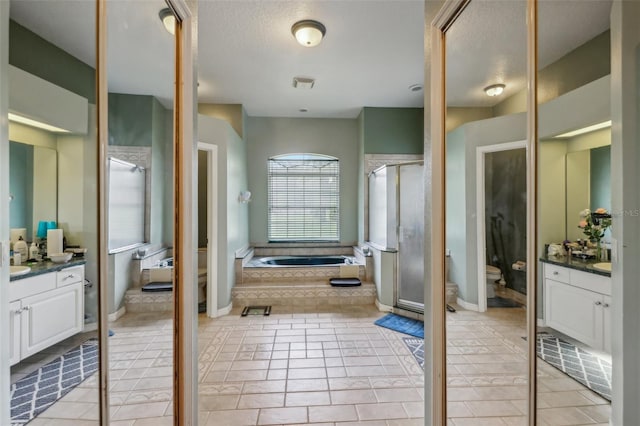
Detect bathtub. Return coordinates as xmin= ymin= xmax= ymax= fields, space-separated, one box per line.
xmin=250 ymin=255 xmax=354 ymax=267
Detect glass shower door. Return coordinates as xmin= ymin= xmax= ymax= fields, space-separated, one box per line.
xmin=396 ymin=163 xmax=424 ymax=312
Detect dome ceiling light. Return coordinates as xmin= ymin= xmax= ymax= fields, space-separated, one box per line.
xmin=484 ymin=83 xmax=506 ymax=97
xmin=291 ymin=20 xmax=326 ymax=47
xmin=159 ymin=8 xmax=176 ymax=35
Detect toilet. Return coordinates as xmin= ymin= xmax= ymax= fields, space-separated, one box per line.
xmin=486 ymin=265 xmax=502 ymax=298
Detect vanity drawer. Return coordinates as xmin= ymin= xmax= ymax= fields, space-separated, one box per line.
xmin=544 ymin=264 xmax=570 ymax=283
xmin=10 ymin=273 xmax=56 ymax=301
xmin=56 ymin=266 xmax=84 ymax=288
xmin=569 ymin=269 xmax=612 ymax=296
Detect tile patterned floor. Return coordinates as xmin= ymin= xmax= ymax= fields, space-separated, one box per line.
xmin=18 ymin=304 xmax=611 ymax=425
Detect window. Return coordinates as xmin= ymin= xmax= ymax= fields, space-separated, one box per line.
xmin=268 ymin=154 xmax=339 ymax=241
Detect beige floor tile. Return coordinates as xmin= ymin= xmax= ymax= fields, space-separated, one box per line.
xmin=242 ymin=379 xmax=287 ymax=394
xmin=237 ymin=392 xmax=285 ymax=408
xmin=131 ymin=416 xmax=173 ymax=425
xmin=111 ymin=402 xmax=170 ymax=421
xmin=257 ymin=406 xmax=308 ymax=425
xmin=309 ymin=404 xmax=359 ymax=423
xmin=204 ymin=409 xmax=259 ymax=426
xmin=199 ymin=394 xmax=241 ymax=411
xmin=356 ymin=402 xmax=408 ymax=420
xmin=330 ymin=389 xmax=377 ymax=404
xmin=452 ymin=417 xmax=507 ymax=425
xmin=374 ymin=388 xmax=422 ymax=402
xmin=287 ymin=367 xmax=327 ymax=379
xmin=537 ymin=407 xmax=599 ymax=425
xmin=285 ymin=391 xmax=331 ymax=406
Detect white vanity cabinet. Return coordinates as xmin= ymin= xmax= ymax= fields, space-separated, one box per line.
xmin=543 ymin=263 xmax=611 ymax=353
xmin=9 ymin=265 xmax=85 ymax=366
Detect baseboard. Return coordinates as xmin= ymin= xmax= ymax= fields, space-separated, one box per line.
xmin=375 ymin=299 xmax=393 ymax=312
xmin=211 ymin=302 xmax=233 ymax=318
xmin=108 ymin=306 xmax=126 ymax=322
xmin=456 ymin=297 xmax=479 ymax=312
xmin=82 ymin=322 xmax=98 ymax=333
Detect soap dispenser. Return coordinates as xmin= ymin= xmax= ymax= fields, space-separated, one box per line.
xmin=29 ymin=242 xmax=39 ymax=260
xmin=13 ymin=236 xmax=28 ymax=260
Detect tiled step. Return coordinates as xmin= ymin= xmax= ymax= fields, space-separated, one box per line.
xmin=124 ymin=288 xmax=172 ymax=313
xmin=241 ymin=265 xmax=365 ymax=284
xmin=232 ymin=281 xmax=377 ymax=307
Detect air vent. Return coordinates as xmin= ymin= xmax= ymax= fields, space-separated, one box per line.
xmin=293 ymin=77 xmax=315 ymax=89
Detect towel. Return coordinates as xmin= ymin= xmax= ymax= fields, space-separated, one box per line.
xmin=339 ymin=264 xmax=360 ymax=278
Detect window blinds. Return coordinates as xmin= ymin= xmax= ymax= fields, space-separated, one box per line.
xmin=268 ymin=156 xmax=339 ymax=241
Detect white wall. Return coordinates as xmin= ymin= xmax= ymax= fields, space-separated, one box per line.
xmin=245 ymin=117 xmax=359 ymax=245
xmin=611 ymin=1 xmax=640 ymax=423
xmin=198 ymin=115 xmax=249 ymax=310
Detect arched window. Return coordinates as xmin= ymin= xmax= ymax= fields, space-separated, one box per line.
xmin=268 ymin=153 xmax=339 ymax=242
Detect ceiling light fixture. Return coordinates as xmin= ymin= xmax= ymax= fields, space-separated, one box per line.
xmin=554 ymin=120 xmax=612 ymax=138
xmin=409 ymin=84 xmax=423 ymax=92
xmin=8 ymin=112 xmax=70 ymax=133
xmin=484 ymin=83 xmax=506 ymax=97
xmin=159 ymin=8 xmax=176 ymax=35
xmin=291 ymin=20 xmax=326 ymax=47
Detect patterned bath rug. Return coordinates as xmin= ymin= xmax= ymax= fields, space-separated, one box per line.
xmin=374 ymin=313 xmax=424 ymax=338
xmin=10 ymin=339 xmax=98 ymax=425
xmin=403 ymin=337 xmax=424 ymax=369
xmin=536 ymin=333 xmax=612 ymax=401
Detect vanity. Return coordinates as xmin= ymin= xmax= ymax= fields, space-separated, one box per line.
xmin=9 ymin=260 xmax=85 ymax=366
xmin=541 ymin=255 xmax=611 ymax=353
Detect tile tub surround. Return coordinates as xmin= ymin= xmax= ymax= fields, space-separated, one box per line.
xmin=27 ymin=304 xmax=610 ymax=424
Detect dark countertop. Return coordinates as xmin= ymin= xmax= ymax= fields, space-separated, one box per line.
xmin=10 ymin=258 xmax=87 ymax=281
xmin=539 ymin=254 xmax=611 ymax=277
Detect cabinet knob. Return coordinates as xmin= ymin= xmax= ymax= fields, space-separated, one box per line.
xmin=65 ymin=274 xmax=75 ymax=279
xmin=603 ymin=303 xmax=610 ymax=308
xmin=21 ymin=306 xmax=30 ymax=312
xmin=595 ymin=301 xmax=602 ymax=306
xmin=553 ymin=271 xmax=559 ymax=275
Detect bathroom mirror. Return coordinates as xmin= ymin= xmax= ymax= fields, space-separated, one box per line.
xmin=8 ymin=141 xmax=57 ymax=240
xmin=565 ymin=143 xmax=611 ymax=242
xmin=536 ymin=1 xmax=613 ymax=424
xmin=7 ymin=0 xmax=100 ymax=424
xmin=105 ymin=0 xmax=176 ymax=422
xmin=443 ymin=0 xmax=529 ymax=422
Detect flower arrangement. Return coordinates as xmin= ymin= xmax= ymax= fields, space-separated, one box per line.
xmin=578 ymin=208 xmax=612 ymax=242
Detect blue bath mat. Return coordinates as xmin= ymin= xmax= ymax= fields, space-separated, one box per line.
xmin=374 ymin=313 xmax=424 ymax=338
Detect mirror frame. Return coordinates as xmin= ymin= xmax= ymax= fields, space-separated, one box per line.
xmin=429 ymin=0 xmax=538 ymax=424
xmin=96 ymin=0 xmax=198 ymax=423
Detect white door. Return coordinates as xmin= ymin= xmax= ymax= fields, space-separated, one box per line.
xmin=21 ymin=283 xmax=83 ymax=359
xmin=10 ymin=300 xmax=21 ymax=366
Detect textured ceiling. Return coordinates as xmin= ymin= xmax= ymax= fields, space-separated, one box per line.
xmin=9 ymin=0 xmax=611 ymax=117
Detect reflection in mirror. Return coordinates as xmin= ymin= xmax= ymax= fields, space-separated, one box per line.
xmin=9 ymin=141 xmax=57 ymax=240
xmin=536 ymin=1 xmax=613 ymax=424
xmin=7 ymin=0 xmax=100 ymax=423
xmin=444 ymin=1 xmax=528 ymax=422
xmin=106 ymin=0 xmax=175 ymax=422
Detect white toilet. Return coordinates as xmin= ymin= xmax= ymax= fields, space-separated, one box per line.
xmin=486 ymin=265 xmax=502 ymax=298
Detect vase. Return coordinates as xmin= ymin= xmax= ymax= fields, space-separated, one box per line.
xmin=596 ymin=240 xmax=607 ymax=262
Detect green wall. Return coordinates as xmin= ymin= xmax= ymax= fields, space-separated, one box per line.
xmin=591 ymin=145 xmax=611 ymax=212
xmin=362 ymin=107 xmax=424 ymax=154
xmin=108 ymin=93 xmax=153 ymax=146
xmin=246 ymin=117 xmax=359 ymax=245
xmin=9 ymin=20 xmax=95 ymax=103
xmin=9 ymin=141 xmax=33 ymax=237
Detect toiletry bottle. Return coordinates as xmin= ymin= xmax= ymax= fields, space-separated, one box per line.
xmin=29 ymin=242 xmax=39 ymax=260
xmin=13 ymin=236 xmax=28 ymax=260
xmin=14 ymin=252 xmax=21 ymax=266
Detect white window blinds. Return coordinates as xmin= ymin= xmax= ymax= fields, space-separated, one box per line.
xmin=268 ymin=154 xmax=340 ymax=242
